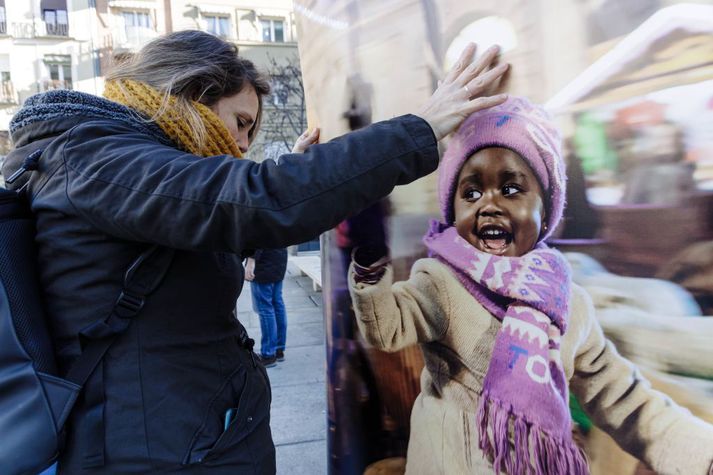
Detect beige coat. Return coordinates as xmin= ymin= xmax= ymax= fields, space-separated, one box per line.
xmin=349 ymin=258 xmax=713 ymax=475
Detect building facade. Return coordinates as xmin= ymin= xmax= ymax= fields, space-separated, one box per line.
xmin=0 ymin=0 xmax=301 ymax=157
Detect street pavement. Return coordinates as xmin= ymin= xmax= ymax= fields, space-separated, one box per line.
xmin=237 ymin=261 xmax=328 ymax=475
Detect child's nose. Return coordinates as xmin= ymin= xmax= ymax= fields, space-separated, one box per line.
xmin=477 ymin=194 xmax=504 ymax=217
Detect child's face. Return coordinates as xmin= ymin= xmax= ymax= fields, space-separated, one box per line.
xmin=453 ymin=147 xmax=545 ymax=257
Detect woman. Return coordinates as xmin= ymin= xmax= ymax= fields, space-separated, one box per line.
xmin=3 ymin=31 xmax=508 ymax=473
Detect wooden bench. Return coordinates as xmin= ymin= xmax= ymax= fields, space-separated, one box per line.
xmin=288 ymin=254 xmax=322 ymax=291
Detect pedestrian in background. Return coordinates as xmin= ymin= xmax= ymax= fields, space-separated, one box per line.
xmin=243 ymin=130 xmax=321 ymax=368
xmin=245 ymin=248 xmax=289 ymax=367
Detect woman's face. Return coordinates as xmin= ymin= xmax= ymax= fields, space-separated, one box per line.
xmin=210 ymin=84 xmax=259 ymax=154
xmin=453 ymin=147 xmax=545 ymax=257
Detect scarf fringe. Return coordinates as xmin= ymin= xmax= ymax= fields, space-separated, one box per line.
xmin=477 ymin=392 xmax=589 ymax=475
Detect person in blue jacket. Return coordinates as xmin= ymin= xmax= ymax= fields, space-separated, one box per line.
xmin=2 ymin=30 xmax=508 ymax=473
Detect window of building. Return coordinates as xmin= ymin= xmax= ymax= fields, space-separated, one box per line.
xmin=0 ymin=70 xmax=12 ymax=104
xmin=0 ymin=53 xmax=12 ymax=103
xmin=122 ymin=10 xmax=152 ymax=45
xmin=43 ymin=55 xmax=72 ymax=91
xmin=43 ymin=8 xmax=69 ymax=36
xmin=204 ymin=14 xmax=230 ymax=38
xmin=271 ymin=79 xmax=289 ymax=106
xmin=93 ymin=49 xmax=101 ymax=77
xmin=0 ymin=2 xmax=6 ymax=36
xmin=260 ymin=18 xmax=285 ymax=43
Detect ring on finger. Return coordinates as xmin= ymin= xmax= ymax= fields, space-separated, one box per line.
xmin=464 ymin=84 xmax=471 ymax=97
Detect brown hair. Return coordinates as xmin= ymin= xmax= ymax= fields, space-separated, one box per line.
xmin=106 ymin=30 xmax=270 ymax=148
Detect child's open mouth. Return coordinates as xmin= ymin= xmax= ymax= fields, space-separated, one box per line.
xmin=477 ymin=224 xmax=512 ymax=253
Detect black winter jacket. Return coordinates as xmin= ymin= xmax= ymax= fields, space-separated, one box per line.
xmin=252 ymin=249 xmax=288 ymax=284
xmin=2 ymin=91 xmax=438 ymax=474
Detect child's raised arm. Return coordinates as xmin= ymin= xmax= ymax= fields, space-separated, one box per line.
xmin=568 ymin=286 xmax=713 ymax=475
xmin=349 ymin=257 xmax=450 ymax=352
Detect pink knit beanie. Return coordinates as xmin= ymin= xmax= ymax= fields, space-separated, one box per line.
xmin=438 ymin=96 xmax=566 ymax=242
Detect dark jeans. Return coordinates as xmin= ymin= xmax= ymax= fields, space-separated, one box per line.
xmin=250 ymin=281 xmax=287 ymax=358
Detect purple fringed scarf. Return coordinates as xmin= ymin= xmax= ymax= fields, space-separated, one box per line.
xmin=423 ymin=222 xmax=588 ymax=475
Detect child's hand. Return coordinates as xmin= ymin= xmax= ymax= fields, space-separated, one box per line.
xmin=292 ymin=128 xmax=320 ymax=153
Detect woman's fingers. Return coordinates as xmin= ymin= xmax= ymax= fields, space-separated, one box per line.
xmin=462 ymin=63 xmax=510 ymax=99
xmin=456 ymin=45 xmax=502 ymax=89
xmin=490 ymin=61 xmax=512 ymax=96
xmin=415 ymin=42 xmax=511 ymax=141
xmin=443 ymin=42 xmax=477 ymax=84
xmin=462 ymin=94 xmax=509 ymax=116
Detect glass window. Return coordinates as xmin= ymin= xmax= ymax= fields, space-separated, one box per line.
xmin=260 ymin=19 xmax=287 ymax=43
xmin=205 ymin=15 xmax=230 ymax=38
xmin=44 ymin=10 xmax=56 ymax=26
xmin=219 ymin=16 xmax=229 ymax=37
xmin=62 ymin=64 xmax=72 ymax=81
xmin=261 ymin=19 xmax=271 ymax=42
xmin=271 ymin=79 xmax=288 ymax=106
xmin=138 ymin=12 xmax=149 ymax=28
xmin=48 ymin=64 xmax=59 ymax=81
xmin=93 ymin=49 xmax=101 ymax=76
xmin=43 ymin=55 xmax=71 ymax=90
xmin=123 ymin=11 xmax=135 ymax=27
xmin=57 ymin=9 xmax=68 ymax=25
xmin=43 ymin=8 xmax=68 ymax=35
xmin=274 ymin=20 xmax=284 ymax=42
xmin=0 ymin=7 xmax=6 ymax=23
xmin=123 ymin=11 xmax=152 ymax=45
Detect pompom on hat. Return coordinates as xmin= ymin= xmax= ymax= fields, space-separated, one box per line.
xmin=438 ymin=96 xmax=566 ymax=242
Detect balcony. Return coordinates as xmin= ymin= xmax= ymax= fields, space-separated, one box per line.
xmin=41 ymin=79 xmax=72 ymax=91
xmin=45 ymin=22 xmax=68 ymax=37
xmin=11 ymin=20 xmax=69 ymax=39
xmin=0 ymin=80 xmax=16 ymax=103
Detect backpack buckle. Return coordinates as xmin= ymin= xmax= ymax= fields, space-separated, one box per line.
xmin=5 ymin=165 xmax=28 ymax=185
xmin=6 ymin=149 xmax=43 ymax=185
xmin=115 ymin=291 xmax=145 ymax=318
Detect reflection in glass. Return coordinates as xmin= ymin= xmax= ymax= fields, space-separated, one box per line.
xmin=294 ymin=1 xmax=713 ymax=473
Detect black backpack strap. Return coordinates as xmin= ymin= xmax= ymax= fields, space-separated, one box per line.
xmin=64 ymin=245 xmax=174 ymax=468
xmin=65 ymin=245 xmax=174 ymax=386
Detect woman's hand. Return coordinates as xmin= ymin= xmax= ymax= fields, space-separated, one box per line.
xmin=244 ymin=257 xmax=256 ymax=281
xmin=416 ymin=43 xmax=510 ymax=141
xmin=293 ymin=128 xmax=320 ymax=153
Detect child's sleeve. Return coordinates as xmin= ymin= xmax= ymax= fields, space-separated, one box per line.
xmin=569 ymin=286 xmax=713 ymax=475
xmin=348 ymin=260 xmax=450 ymax=352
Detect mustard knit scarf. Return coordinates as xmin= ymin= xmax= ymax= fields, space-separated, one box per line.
xmin=103 ymin=79 xmax=242 ymax=158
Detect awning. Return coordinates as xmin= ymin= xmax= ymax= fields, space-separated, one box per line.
xmin=198 ymin=5 xmax=234 ymax=16
xmin=107 ymin=0 xmax=153 ymax=11
xmin=41 ymin=0 xmax=67 ymax=11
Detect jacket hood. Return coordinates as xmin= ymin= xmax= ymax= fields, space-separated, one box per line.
xmin=3 ymin=89 xmax=171 ymax=189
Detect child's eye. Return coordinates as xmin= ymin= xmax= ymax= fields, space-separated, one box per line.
xmin=503 ymin=185 xmax=521 ymax=196
xmin=464 ymin=189 xmax=482 ymax=200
